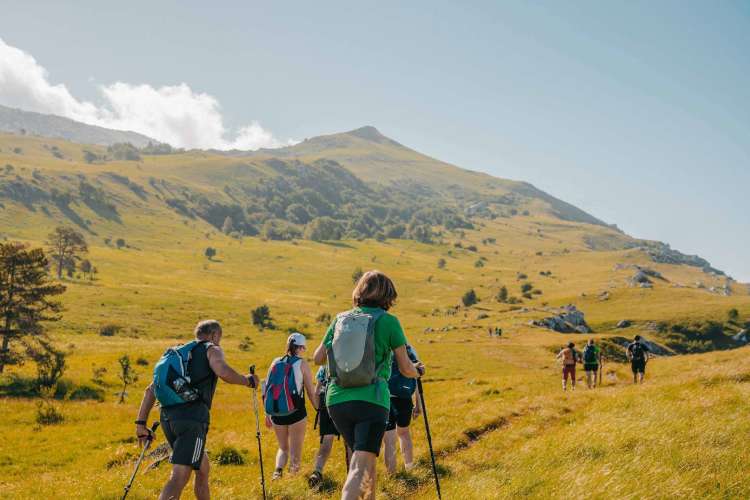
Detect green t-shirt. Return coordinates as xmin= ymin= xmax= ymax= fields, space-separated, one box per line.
xmin=323 ymin=307 xmax=408 ymax=410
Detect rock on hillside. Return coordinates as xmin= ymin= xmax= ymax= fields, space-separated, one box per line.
xmin=530 ymin=305 xmax=590 ymax=333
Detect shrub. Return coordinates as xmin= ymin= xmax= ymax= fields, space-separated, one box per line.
xmin=728 ymin=308 xmax=739 ymax=323
xmin=461 ymin=289 xmax=478 ymax=307
xmin=316 ymin=312 xmax=332 ymax=324
xmin=99 ymin=324 xmax=121 ymax=337
xmin=214 ymin=446 xmax=246 ymax=465
xmin=238 ymin=336 xmax=253 ymax=352
xmin=517 ymin=273 xmax=528 ymax=280
xmin=136 ymin=357 xmax=149 ymax=366
xmin=68 ymin=384 xmax=105 ymax=401
xmin=437 ymin=258 xmax=446 ymax=269
xmin=496 ymin=286 xmax=508 ymax=303
xmin=474 ymin=259 xmax=484 ymax=268
xmin=352 ymin=267 xmax=364 ymax=284
xmin=466 ymin=245 xmax=478 ymax=252
xmin=115 ymin=238 xmax=126 ymax=249
xmin=521 ymin=282 xmax=534 ymax=293
xmin=251 ymin=305 xmax=273 ymax=330
xmin=204 ymin=247 xmax=217 ymax=260
xmin=36 ymin=400 xmax=64 ymax=425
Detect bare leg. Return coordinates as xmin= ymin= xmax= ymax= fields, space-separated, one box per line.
xmin=314 ymin=435 xmax=335 ymax=473
xmin=159 ymin=464 xmax=192 ymax=500
xmin=396 ymin=426 xmax=414 ymax=469
xmin=287 ymin=417 xmax=307 ymax=474
xmin=383 ymin=429 xmax=398 ymax=474
xmin=273 ymin=423 xmax=290 ymax=472
xmin=342 ymin=450 xmax=377 ymax=500
xmin=194 ymin=453 xmax=210 ymax=500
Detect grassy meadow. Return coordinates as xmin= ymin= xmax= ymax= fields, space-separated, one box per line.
xmin=1 ymin=133 xmax=749 ymax=499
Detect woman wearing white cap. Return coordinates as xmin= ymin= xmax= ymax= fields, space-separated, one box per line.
xmin=264 ymin=332 xmax=317 ymax=479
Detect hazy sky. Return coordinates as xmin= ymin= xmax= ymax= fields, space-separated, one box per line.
xmin=1 ymin=1 xmax=748 ymax=280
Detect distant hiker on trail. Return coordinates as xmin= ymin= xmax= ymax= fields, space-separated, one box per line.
xmin=263 ymin=332 xmax=317 ymax=480
xmin=627 ymin=335 xmax=651 ymax=384
xmin=582 ymin=339 xmax=601 ymax=389
xmin=556 ymin=342 xmax=580 ymax=391
xmin=383 ymin=343 xmax=422 ymax=474
xmin=313 ymin=270 xmax=424 ymax=500
xmin=134 ymin=320 xmax=258 ymax=500
xmin=308 ymin=366 xmax=351 ymax=489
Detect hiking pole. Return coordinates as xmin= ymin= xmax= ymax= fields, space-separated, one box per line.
xmin=122 ymin=421 xmax=159 ymax=500
xmin=599 ymin=357 xmax=604 ymax=387
xmin=249 ymin=365 xmax=267 ymax=500
xmin=416 ymin=377 xmax=442 ymax=500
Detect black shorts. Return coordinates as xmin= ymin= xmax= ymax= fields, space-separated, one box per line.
xmin=271 ymin=406 xmax=307 ymax=426
xmin=584 ymin=364 xmax=599 ymax=372
xmin=386 ymin=396 xmax=414 ymax=431
xmin=631 ymin=360 xmax=646 ymax=374
xmin=328 ymin=401 xmax=389 ymax=455
xmin=160 ymin=417 xmax=208 ymax=470
xmin=318 ymin=403 xmax=340 ymax=440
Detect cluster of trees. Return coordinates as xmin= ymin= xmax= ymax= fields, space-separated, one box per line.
xmin=46 ymin=227 xmax=96 ymax=279
xmin=163 ymin=159 xmax=474 ymax=244
xmin=107 ymin=143 xmax=141 ymax=161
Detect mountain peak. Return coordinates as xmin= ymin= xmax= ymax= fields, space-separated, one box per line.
xmin=344 ymin=125 xmax=401 ymax=146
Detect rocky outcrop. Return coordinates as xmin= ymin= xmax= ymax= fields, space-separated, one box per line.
xmin=529 ymin=305 xmax=590 ymax=333
xmin=732 ymin=330 xmax=748 ymax=344
xmin=616 ymin=320 xmax=632 ymax=329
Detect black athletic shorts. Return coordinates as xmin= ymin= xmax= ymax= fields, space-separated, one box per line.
xmin=160 ymin=417 xmax=208 ymax=470
xmin=386 ymin=396 xmax=414 ymax=431
xmin=327 ymin=401 xmax=389 ymax=455
xmin=631 ymin=360 xmax=646 ymax=374
xmin=318 ymin=402 xmax=340 ymax=440
xmin=584 ymin=363 xmax=599 ymax=372
xmin=271 ymin=406 xmax=307 ymax=426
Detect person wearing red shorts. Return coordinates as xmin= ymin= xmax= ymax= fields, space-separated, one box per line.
xmin=556 ymin=342 xmax=580 ymax=391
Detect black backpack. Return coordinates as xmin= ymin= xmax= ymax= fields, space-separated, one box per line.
xmin=630 ymin=342 xmax=645 ymax=361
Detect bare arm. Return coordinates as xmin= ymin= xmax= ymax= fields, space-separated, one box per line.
xmin=313 ymin=379 xmax=323 ymax=408
xmin=394 ymin=345 xmax=423 ymax=379
xmin=301 ymin=360 xmax=318 ymax=410
xmin=207 ymin=345 xmax=251 ymax=387
xmin=135 ymin=383 xmax=156 ymax=446
xmin=313 ymin=341 xmax=327 ymax=365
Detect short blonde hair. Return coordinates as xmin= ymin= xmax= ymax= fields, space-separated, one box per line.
xmin=352 ymin=270 xmax=398 ymax=310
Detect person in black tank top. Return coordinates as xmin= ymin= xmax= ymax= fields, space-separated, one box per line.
xmin=133 ymin=320 xmax=259 ymax=500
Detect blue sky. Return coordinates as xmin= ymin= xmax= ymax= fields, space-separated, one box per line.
xmin=1 ymin=1 xmax=748 ymax=280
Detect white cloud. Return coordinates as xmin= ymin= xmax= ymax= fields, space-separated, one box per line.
xmin=0 ymin=38 xmax=292 ymax=150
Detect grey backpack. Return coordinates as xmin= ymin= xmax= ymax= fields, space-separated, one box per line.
xmin=327 ymin=309 xmax=385 ymax=388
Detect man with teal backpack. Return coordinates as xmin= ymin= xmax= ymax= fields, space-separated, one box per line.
xmin=133 ymin=320 xmax=258 ymax=500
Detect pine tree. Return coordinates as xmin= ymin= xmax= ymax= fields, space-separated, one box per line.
xmin=46 ymin=227 xmax=88 ymax=279
xmin=0 ymin=243 xmax=66 ymax=373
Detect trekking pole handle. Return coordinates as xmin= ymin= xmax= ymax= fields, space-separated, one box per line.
xmin=148 ymin=421 xmax=159 ymax=443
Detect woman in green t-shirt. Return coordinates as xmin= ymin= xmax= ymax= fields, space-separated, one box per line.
xmin=313 ymin=270 xmax=424 ymax=500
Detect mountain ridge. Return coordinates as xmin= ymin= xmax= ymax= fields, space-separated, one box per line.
xmin=0 ymin=104 xmax=157 ymax=147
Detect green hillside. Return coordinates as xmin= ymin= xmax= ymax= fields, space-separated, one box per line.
xmin=0 ymin=127 xmax=748 ymax=499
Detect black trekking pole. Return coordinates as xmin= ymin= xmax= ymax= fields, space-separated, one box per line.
xmin=416 ymin=378 xmax=442 ymax=500
xmin=249 ymin=365 xmax=267 ymax=500
xmin=122 ymin=421 xmax=159 ymax=500
xmin=249 ymin=366 xmax=267 ymax=499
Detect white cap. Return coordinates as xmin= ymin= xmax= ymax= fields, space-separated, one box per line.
xmin=288 ymin=332 xmax=306 ymax=347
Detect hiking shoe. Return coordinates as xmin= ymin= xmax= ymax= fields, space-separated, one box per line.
xmin=272 ymin=468 xmax=283 ymax=480
xmin=308 ymin=470 xmax=323 ymax=488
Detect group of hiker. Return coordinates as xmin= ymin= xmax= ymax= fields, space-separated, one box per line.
xmin=555 ymin=335 xmax=652 ymax=390
xmin=132 ymin=270 xmax=428 ymax=500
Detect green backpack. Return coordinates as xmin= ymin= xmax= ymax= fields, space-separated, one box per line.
xmin=583 ymin=345 xmax=598 ymax=364
xmin=327 ymin=309 xmax=385 ymax=388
